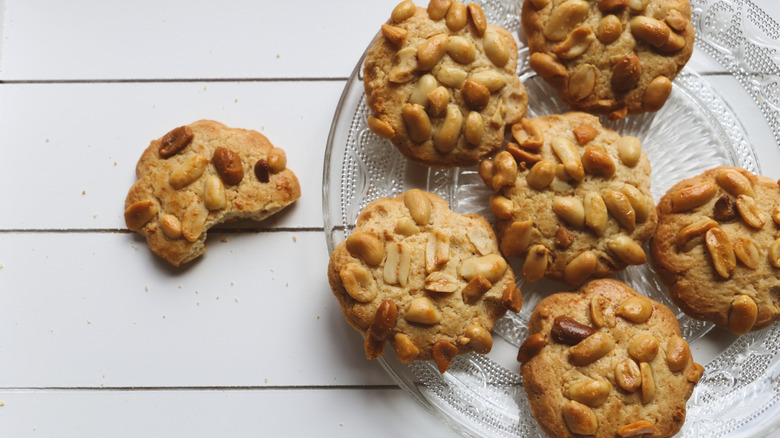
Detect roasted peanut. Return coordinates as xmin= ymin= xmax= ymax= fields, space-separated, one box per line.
xmin=598 ymin=0 xmax=628 ymax=11
xmin=467 ymin=227 xmax=493 ymax=256
xmin=529 ymin=0 xmax=550 ymax=7
xmin=181 ymin=196 xmax=209 ymax=242
xmin=464 ymin=111 xmax=484 ymax=145
xmin=462 ymin=275 xmax=492 ymax=303
xmin=617 ymin=296 xmax=653 ymax=323
xmin=508 ymin=143 xmax=542 ymax=166
xmin=553 ymin=196 xmax=586 ymax=228
xmin=406 ymin=297 xmax=442 ymax=325
xmin=340 ymin=263 xmax=378 ymax=303
xmin=771 ymin=238 xmax=780 ymax=268
xmin=734 ymin=237 xmax=760 ymax=269
xmin=483 ymin=29 xmax=510 ymax=67
xmin=583 ymin=192 xmax=608 ymax=235
xmin=436 ymin=66 xmax=467 ymax=88
xmin=616 ymin=135 xmax=641 ymax=167
xmin=665 ymin=9 xmax=688 ymax=31
xmin=563 ymin=400 xmax=598 ymax=435
xmin=551 ymin=137 xmax=584 ymax=181
xmin=612 ymin=53 xmax=642 ymax=91
xmin=404 ymin=189 xmax=432 ymax=225
xmin=169 ymin=154 xmax=209 ymax=189
xmin=658 ymin=31 xmax=687 ymax=52
xmin=461 ymin=79 xmax=490 ymax=110
xmin=445 ymin=1 xmax=468 ymax=31
xmin=615 ymin=358 xmax=642 ymax=392
xmin=464 ymin=324 xmax=493 ymax=354
xmin=267 ymin=148 xmax=286 ymax=173
xmin=125 ymin=199 xmax=159 ymax=231
xmin=513 ymin=118 xmax=544 ymax=150
xmin=629 ymin=0 xmax=649 ymax=11
xmin=706 ymin=227 xmax=736 ymax=278
xmin=427 ymin=0 xmax=452 ymax=20
xmin=159 ymin=126 xmax=194 ymax=158
xmin=432 ymin=339 xmax=459 ymax=373
xmin=617 ymin=421 xmax=659 ymax=438
xmin=564 ymin=251 xmax=597 ymax=285
xmin=418 ymin=34 xmax=448 ymax=70
xmin=381 ymin=24 xmax=407 ymax=46
xmin=551 ymin=316 xmax=595 ymax=345
xmin=620 ymin=184 xmax=651 ymax=223
xmin=717 ymin=169 xmax=755 ymax=198
xmin=424 ymin=271 xmax=459 ymax=293
xmin=502 ymin=282 xmax=523 ymax=312
xmin=569 ymin=332 xmax=615 ymax=366
xmin=384 ymin=242 xmax=412 ymax=287
xmin=466 ymin=3 xmax=487 ymax=36
xmin=391 ymin=0 xmax=416 ymax=23
xmin=568 ymin=63 xmax=597 ymax=101
xmin=469 ymin=70 xmax=507 ymax=93
xmin=590 ymin=295 xmax=616 ymax=328
xmin=628 ymin=334 xmax=659 ymax=362
xmin=529 ymin=52 xmax=567 ymax=88
xmin=555 ymin=26 xmax=595 ymax=60
xmin=675 ymin=219 xmax=718 ymax=248
xmin=729 ymin=295 xmax=758 ymax=334
xmin=402 ymin=103 xmax=432 ymax=143
xmin=523 ymin=244 xmax=549 ymax=283
xmin=409 ymin=74 xmax=438 ymax=107
xmin=203 ymin=175 xmax=227 ymax=211
xmin=461 ymin=254 xmax=508 ymax=283
xmin=608 ymin=235 xmax=647 ymax=265
xmin=669 ymin=182 xmax=718 ymax=212
xmin=389 ymin=47 xmax=418 ymax=83
xmin=686 ymin=362 xmax=705 ymax=383
xmin=446 ymin=35 xmax=476 ymax=64
xmin=526 ymin=160 xmax=556 ymax=190
xmin=490 ymin=151 xmax=518 ymax=191
xmin=544 ymin=0 xmax=590 ymax=41
xmin=573 ymin=124 xmax=599 ymax=145
xmin=565 ymin=379 xmax=611 ymax=407
xmin=665 ymin=335 xmax=690 ymax=372
xmin=427 ymin=86 xmax=451 ymax=116
xmin=640 ymin=362 xmax=655 ymax=404
xmin=630 ymin=16 xmax=671 ymax=48
xmin=604 ymin=190 xmax=636 ymax=232
xmin=489 ymin=194 xmax=514 ymax=219
xmin=772 ymin=205 xmax=780 ymax=226
xmin=368 ymin=300 xmax=397 ymax=341
xmin=736 ymin=194 xmax=765 ymax=228
xmin=517 ymin=333 xmax=546 ymax=363
xmin=434 ymin=105 xmax=464 ymax=153
xmin=364 ymin=335 xmax=385 ymax=360
xmin=346 ymin=232 xmax=384 ymax=266
xmin=501 ymin=220 xmax=533 ymax=256
xmin=393 ymin=333 xmax=420 ymax=363
xmin=639 ymin=58 xmax=675 ymax=100
xmin=597 ymin=14 xmax=623 ymax=44
xmin=555 ymin=227 xmax=575 ymax=248
xmin=159 ymin=214 xmax=182 ymax=239
xmin=582 ymin=146 xmax=616 ymax=178
xmin=395 ymin=217 xmax=420 ymax=236
xmin=425 ymin=229 xmax=450 ymax=273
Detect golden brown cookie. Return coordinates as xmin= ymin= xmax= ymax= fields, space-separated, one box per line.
xmin=518 ymin=279 xmax=703 ymax=438
xmin=124 ymin=120 xmax=301 ymax=266
xmin=327 ymin=189 xmax=521 ymax=372
xmin=521 ymin=0 xmax=694 ymax=119
xmin=481 ymin=112 xmax=657 ymax=285
xmin=363 ymin=0 xmax=528 ymax=167
xmin=651 ymin=166 xmax=780 ymax=334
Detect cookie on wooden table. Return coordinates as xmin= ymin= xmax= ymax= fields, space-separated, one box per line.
xmin=481 ymin=112 xmax=657 ymax=285
xmin=521 ymin=0 xmax=694 ymax=119
xmin=517 ymin=279 xmax=703 ymax=438
xmin=327 ymin=189 xmax=522 ymax=373
xmin=124 ymin=120 xmax=301 ymax=266
xmin=363 ymin=0 xmax=528 ymax=167
xmin=651 ymin=166 xmax=780 ymax=334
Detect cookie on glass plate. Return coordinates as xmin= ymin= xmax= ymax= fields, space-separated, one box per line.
xmin=124 ymin=120 xmax=301 ymax=266
xmin=480 ymin=112 xmax=657 ymax=286
xmin=327 ymin=189 xmax=522 ymax=373
xmin=363 ymin=0 xmax=528 ymax=167
xmin=521 ymin=0 xmax=694 ymax=119
xmin=651 ymin=166 xmax=780 ymax=334
xmin=517 ymin=279 xmax=704 ymax=438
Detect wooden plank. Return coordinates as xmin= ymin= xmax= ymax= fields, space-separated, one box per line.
xmin=0 ymin=0 xmax=399 ymax=81
xmin=0 ymin=231 xmax=393 ymax=387
xmin=0 ymin=388 xmax=460 ymax=437
xmin=0 ymin=80 xmax=347 ymax=230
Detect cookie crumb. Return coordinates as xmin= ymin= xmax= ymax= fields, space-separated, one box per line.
xmin=82 ymin=190 xmax=86 ymax=195
xmin=144 ymin=285 xmax=149 ymax=292
xmin=292 ymin=236 xmax=298 ymax=242
xmin=0 ymin=401 xmax=5 ymax=407
xmin=87 ymin=320 xmax=92 ymax=324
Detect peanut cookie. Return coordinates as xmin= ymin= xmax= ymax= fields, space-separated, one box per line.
xmin=481 ymin=112 xmax=657 ymax=285
xmin=363 ymin=0 xmax=528 ymax=167
xmin=518 ymin=279 xmax=703 ymax=438
xmin=522 ymin=0 xmax=694 ymax=119
xmin=327 ymin=189 xmax=521 ymax=372
xmin=651 ymin=166 xmax=780 ymax=334
xmin=124 ymin=120 xmax=301 ymax=266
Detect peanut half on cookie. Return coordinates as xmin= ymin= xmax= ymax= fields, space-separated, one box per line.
xmin=651 ymin=166 xmax=780 ymax=334
xmin=480 ymin=112 xmax=657 ymax=286
xmin=521 ymin=0 xmax=694 ymax=119
xmin=363 ymin=0 xmax=528 ymax=167
xmin=124 ymin=120 xmax=301 ymax=266
xmin=518 ymin=279 xmax=703 ymax=438
xmin=327 ymin=190 xmax=521 ymax=373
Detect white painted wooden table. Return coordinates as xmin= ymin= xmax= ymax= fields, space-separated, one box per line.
xmin=0 ymin=1 xmax=778 ymax=437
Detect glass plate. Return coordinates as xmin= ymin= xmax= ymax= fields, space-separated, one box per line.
xmin=323 ymin=0 xmax=780 ymax=436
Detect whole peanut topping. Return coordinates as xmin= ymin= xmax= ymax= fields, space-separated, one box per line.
xmin=384 ymin=242 xmax=412 ymax=287
xmin=159 ymin=213 xmax=182 ymax=239
xmin=464 ymin=111 xmax=484 ymax=145
xmin=181 ymin=196 xmax=209 ymax=243
xmin=582 ymin=146 xmax=616 ymax=178
xmin=735 ymin=194 xmax=765 ymax=228
xmin=616 ymin=136 xmax=641 ymax=167
xmin=675 ymin=219 xmax=718 ymax=248
xmin=584 ymin=192 xmax=608 ymax=235
xmin=554 ymin=26 xmax=595 ymax=60
xmin=461 ymin=275 xmax=492 ymax=303
xmin=464 ymin=324 xmax=493 ymax=354
xmin=669 ymin=181 xmax=718 ymax=213
xmin=604 ymin=190 xmax=636 ymax=232
xmin=705 ymin=227 xmax=736 ymax=279
xmin=544 ymin=0 xmax=590 ymax=41
xmin=124 ymin=200 xmax=159 ymax=231
xmin=432 ymin=339 xmax=459 ymax=373
xmin=418 ymin=34 xmax=448 ymax=71
xmin=607 ymin=235 xmax=647 ymax=265
xmin=640 ymin=362 xmax=656 ymax=404
xmin=526 ymin=160 xmax=556 ymax=190
xmin=590 ymin=295 xmax=616 ymax=328
xmin=427 ymin=0 xmax=452 ymax=20
xmin=446 ymin=35 xmax=476 ymax=65
xmin=402 ymin=103 xmax=432 ymax=143
xmin=665 ymin=335 xmax=690 ymax=372
xmin=628 ymin=334 xmax=659 ymax=362
xmin=368 ymin=299 xmax=398 ymax=341
xmin=381 ymin=24 xmax=407 ymax=46
xmin=619 ymin=184 xmax=651 ymax=223
xmin=517 ymin=333 xmax=546 ymax=363
xmin=734 ymin=237 xmax=760 ymax=269
xmin=564 ymin=379 xmax=612 ymax=407
xmin=612 ymin=54 xmax=642 ymax=92
xmin=393 ymin=333 xmax=420 ymax=364
xmin=643 ymin=75 xmax=673 ymax=112
xmin=445 ymin=1 xmax=468 ymax=31
xmin=597 ymin=14 xmax=622 ymax=44
xmin=340 ymin=263 xmax=378 ymax=303
xmin=391 ymin=0 xmax=416 ymax=23
xmin=728 ymin=295 xmax=758 ymax=335
xmin=598 ymin=0 xmax=628 ymax=11
xmin=529 ymin=53 xmax=567 ymax=88
xmin=489 ymin=194 xmax=514 ymax=219
xmin=569 ymin=63 xmax=597 ymax=101
xmin=551 ymin=316 xmax=595 ymax=345
xmin=404 ymin=189 xmax=432 ymax=225
xmin=616 ymin=296 xmax=653 ymax=323
xmin=563 ymin=251 xmax=597 ymax=286
xmin=461 ymin=254 xmax=507 ymax=283
xmin=551 ymin=137 xmax=584 ymax=181
xmin=501 ymin=220 xmax=533 ymax=256
xmin=169 ymin=154 xmax=209 ymax=189
xmin=466 ymin=3 xmax=487 ymax=36
xmin=483 ymin=29 xmax=510 ymax=67
xmin=461 ymin=79 xmax=490 ymax=110
xmin=346 ymin=232 xmax=384 ymax=266
xmin=405 ymin=296 xmax=442 ymax=325
xmin=630 ymin=16 xmax=671 ymax=48
xmin=553 ymin=196 xmax=586 ymax=228
xmin=563 ymin=400 xmax=598 ymax=435
xmin=616 ymin=420 xmax=659 ymax=438
xmin=434 ymin=105 xmax=464 ymax=154
xmin=523 ymin=244 xmax=549 ymax=283
xmin=615 ymin=358 xmax=642 ymax=392
xmin=159 ymin=126 xmax=194 ymax=158
xmin=569 ymin=332 xmax=615 ymax=366
xmin=203 ymin=175 xmax=227 ymax=211
xmin=502 ymin=282 xmax=523 ymax=312
xmin=267 ymin=148 xmax=287 ymax=173
xmin=212 ymin=147 xmax=244 ymax=185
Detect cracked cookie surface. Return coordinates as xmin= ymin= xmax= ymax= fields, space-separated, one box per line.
xmin=124 ymin=120 xmax=301 ymax=266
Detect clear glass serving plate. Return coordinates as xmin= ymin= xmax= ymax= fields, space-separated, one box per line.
xmin=323 ymin=0 xmax=780 ymax=436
